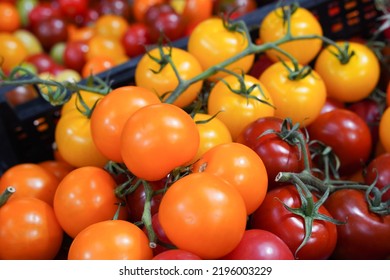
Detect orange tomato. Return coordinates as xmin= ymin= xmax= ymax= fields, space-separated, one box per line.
xmin=94 ymin=14 xmax=128 ymax=40
xmin=0 ymin=32 xmax=28 ymax=72
xmin=0 ymin=3 xmax=20 ymax=32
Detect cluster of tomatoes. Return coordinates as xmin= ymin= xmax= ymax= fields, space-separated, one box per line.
xmin=0 ymin=1 xmax=390 ymax=260
xmin=0 ymin=0 xmax=259 ymax=90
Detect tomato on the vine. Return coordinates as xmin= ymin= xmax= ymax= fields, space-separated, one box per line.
xmin=158 ymin=172 xmax=247 ymax=259
xmin=192 ymin=142 xmax=268 ymax=215
xmin=364 ymin=152 xmax=390 ymax=202
xmin=90 ymin=86 xmax=161 ymax=163
xmin=0 ymin=197 xmax=63 ymax=260
xmin=187 ymin=17 xmax=254 ymax=81
xmin=259 ymin=5 xmax=323 ymax=65
xmin=207 ymin=74 xmax=275 ymax=140
xmin=121 ymin=103 xmax=200 ymax=181
xmin=135 ymin=46 xmax=203 ymax=108
xmin=68 ymin=220 xmax=153 ymax=260
xmin=314 ymin=41 xmax=380 ymax=103
xmin=259 ymin=61 xmax=326 ymax=127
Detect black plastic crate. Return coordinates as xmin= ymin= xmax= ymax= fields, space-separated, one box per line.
xmin=0 ymin=0 xmax=383 ymax=175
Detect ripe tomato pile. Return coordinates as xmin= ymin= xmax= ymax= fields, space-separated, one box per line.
xmin=0 ymin=0 xmax=390 ymax=260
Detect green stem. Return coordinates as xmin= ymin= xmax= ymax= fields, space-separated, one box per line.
xmin=0 ymin=186 xmax=16 ymax=207
xmin=140 ymin=180 xmax=157 ymax=249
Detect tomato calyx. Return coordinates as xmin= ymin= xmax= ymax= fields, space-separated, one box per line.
xmin=309 ymin=140 xmax=341 ymax=181
xmin=0 ymin=186 xmax=16 ymax=207
xmin=327 ymin=42 xmax=356 ymax=65
xmin=365 ymin=180 xmax=390 ymax=215
xmin=275 ymin=171 xmax=345 ymax=258
xmin=278 ymin=58 xmax=312 ymax=80
xmin=278 ymin=3 xmax=299 ymax=27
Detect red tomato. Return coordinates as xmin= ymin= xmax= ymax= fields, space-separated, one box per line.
xmin=307 ymin=108 xmax=372 ymax=177
xmin=90 ymin=86 xmax=161 ymax=163
xmin=0 ymin=197 xmax=63 ymax=260
xmin=68 ymin=220 xmax=153 ymax=260
xmin=364 ymin=153 xmax=390 ymax=202
xmin=53 ymin=166 xmax=128 ymax=238
xmin=121 ymin=103 xmax=199 ymax=181
xmin=0 ymin=163 xmax=60 ymax=206
xmin=153 ymin=249 xmax=202 ymax=260
xmin=325 ymin=189 xmax=390 ymax=259
xmin=250 ymin=185 xmax=338 ymax=260
xmin=122 ymin=22 xmax=152 ymax=58
xmin=158 ymin=172 xmax=247 ymax=259
xmin=221 ymin=229 xmax=294 ymax=260
xmin=192 ymin=142 xmax=268 ymax=215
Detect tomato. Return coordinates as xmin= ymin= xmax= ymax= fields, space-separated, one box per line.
xmin=63 ymin=40 xmax=88 ymax=73
xmin=325 ymin=189 xmax=390 ymax=259
xmin=0 ymin=2 xmax=20 ymax=32
xmin=132 ymin=0 xmax=166 ymax=22
xmin=32 ymin=17 xmax=68 ymax=51
xmin=121 ymin=103 xmax=199 ymax=181
xmin=364 ymin=153 xmax=390 ymax=202
xmin=61 ymin=90 xmax=102 ymax=115
xmin=0 ymin=32 xmax=28 ymax=72
xmin=0 ymin=197 xmax=63 ymax=260
xmin=121 ymin=22 xmax=152 ymax=58
xmin=53 ymin=166 xmax=128 ymax=238
xmin=207 ymin=74 xmax=275 ymax=140
xmin=153 ymin=249 xmax=202 ymax=260
xmin=0 ymin=163 xmax=60 ymax=206
xmin=90 ymin=86 xmax=161 ymax=163
xmin=38 ymin=160 xmax=75 ymax=181
xmin=192 ymin=142 xmax=268 ymax=215
xmin=320 ymin=97 xmax=345 ymax=115
xmin=158 ymin=172 xmax=247 ymax=259
xmin=259 ymin=5 xmax=323 ymax=65
xmin=191 ymin=112 xmax=232 ymax=163
xmin=142 ymin=212 xmax=173 ymax=255
xmin=5 ymin=84 xmax=39 ymax=106
xmin=135 ymin=46 xmax=203 ymax=108
xmin=249 ymin=185 xmax=338 ymax=260
xmin=171 ymin=0 xmax=213 ymax=29
xmin=379 ymin=107 xmax=390 ymax=153
xmin=213 ymin=0 xmax=257 ymax=19
xmin=187 ymin=17 xmax=254 ymax=82
xmin=68 ymin=220 xmax=153 ymax=260
xmin=25 ymin=52 xmax=58 ymax=74
xmin=13 ymin=29 xmax=43 ymax=55
xmin=94 ymin=14 xmax=129 ymax=40
xmin=221 ymin=229 xmax=294 ymax=260
xmin=307 ymin=108 xmax=373 ymax=177
xmin=259 ymin=61 xmax=327 ymax=127
xmin=81 ymin=55 xmax=116 ymax=78
xmin=314 ymin=41 xmax=380 ymax=103
xmin=387 ymin=81 xmax=390 ymax=107
xmin=58 ymin=0 xmax=89 ymax=18
xmin=86 ymin=34 xmax=127 ymax=64
xmin=236 ymin=116 xmax=310 ymax=189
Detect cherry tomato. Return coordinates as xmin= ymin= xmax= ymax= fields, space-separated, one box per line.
xmin=237 ymin=116 xmax=310 ymax=189
xmin=192 ymin=142 xmax=268 ymax=215
xmin=0 ymin=2 xmax=21 ymax=32
xmin=13 ymin=29 xmax=43 ymax=55
xmin=153 ymin=249 xmax=202 ymax=260
xmin=0 ymin=197 xmax=63 ymax=260
xmin=0 ymin=32 xmax=28 ymax=72
xmin=364 ymin=153 xmax=390 ymax=202
xmin=53 ymin=166 xmax=128 ymax=238
xmin=187 ymin=17 xmax=254 ymax=81
xmin=314 ymin=41 xmax=380 ymax=103
xmin=121 ymin=22 xmax=152 ymax=58
xmin=5 ymin=85 xmax=38 ymax=106
xmin=221 ymin=229 xmax=294 ymax=260
xmin=58 ymin=0 xmax=89 ymax=18
xmin=259 ymin=5 xmax=323 ymax=65
xmin=94 ymin=14 xmax=129 ymax=40
xmin=135 ymin=46 xmax=203 ymax=108
xmin=0 ymin=163 xmax=60 ymax=206
xmin=86 ymin=34 xmax=127 ymax=64
xmin=68 ymin=220 xmax=153 ymax=260
xmin=158 ymin=172 xmax=247 ymax=259
xmin=121 ymin=103 xmax=200 ymax=181
xmin=38 ymin=160 xmax=75 ymax=181
xmin=191 ymin=112 xmax=233 ymax=163
xmin=90 ymin=86 xmax=161 ymax=163
xmin=307 ymin=108 xmax=373 ymax=177
xmin=63 ymin=40 xmax=88 ymax=73
xmin=171 ymin=0 xmax=213 ymax=30
xmin=259 ymin=61 xmax=326 ymax=127
xmin=32 ymin=17 xmax=68 ymax=51
xmin=379 ymin=107 xmax=390 ymax=153
xmin=132 ymin=0 xmax=166 ymax=22
xmin=250 ymin=185 xmax=338 ymax=260
xmin=207 ymin=74 xmax=275 ymax=140
xmin=325 ymin=189 xmax=390 ymax=259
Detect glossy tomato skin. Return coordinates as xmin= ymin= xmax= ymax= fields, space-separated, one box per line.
xmin=259 ymin=61 xmax=327 ymax=127
xmin=68 ymin=220 xmax=153 ymax=260
xmin=325 ymin=189 xmax=390 ymax=260
xmin=90 ymin=86 xmax=161 ymax=163
xmin=249 ymin=185 xmax=338 ymax=260
xmin=221 ymin=229 xmax=294 ymax=260
xmin=0 ymin=197 xmax=63 ymax=260
xmin=135 ymin=46 xmax=203 ymax=108
xmin=192 ymin=142 xmax=268 ymax=215
xmin=314 ymin=42 xmax=380 ymax=103
xmin=237 ymin=116 xmax=309 ymax=189
xmin=364 ymin=153 xmax=390 ymax=202
xmin=53 ymin=166 xmax=128 ymax=238
xmin=121 ymin=22 xmax=151 ymax=57
xmin=158 ymin=172 xmax=247 ymax=259
xmin=121 ymin=103 xmax=200 ymax=181
xmin=207 ymin=74 xmax=275 ymax=140
xmin=307 ymin=108 xmax=372 ymax=176
xmin=379 ymin=107 xmax=390 ymax=153
xmin=0 ymin=163 xmax=60 ymax=206
xmin=153 ymin=249 xmax=202 ymax=260
xmin=187 ymin=17 xmax=254 ymax=82
xmin=259 ymin=6 xmax=323 ymax=65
